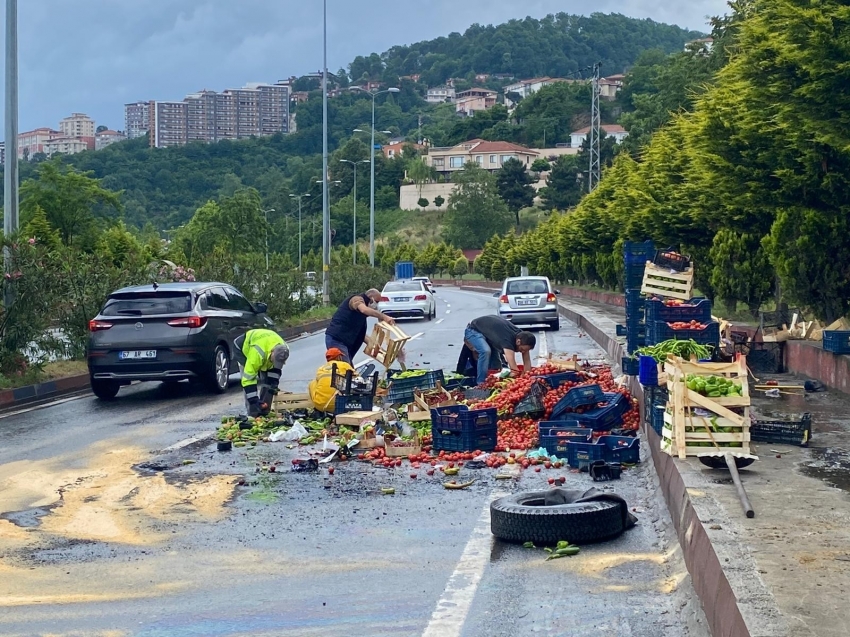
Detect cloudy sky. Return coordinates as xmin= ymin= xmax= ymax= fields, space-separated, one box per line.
xmin=2 ymin=0 xmax=727 ymax=133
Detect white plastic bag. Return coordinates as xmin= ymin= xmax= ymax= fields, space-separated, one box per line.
xmin=270 ymin=421 xmax=308 ymax=442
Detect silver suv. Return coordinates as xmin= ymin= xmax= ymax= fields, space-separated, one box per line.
xmin=495 ymin=276 xmax=560 ymax=331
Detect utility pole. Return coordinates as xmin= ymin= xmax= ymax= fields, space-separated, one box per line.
xmin=321 ymin=0 xmax=330 ymax=305
xmin=588 ymin=62 xmax=601 ymax=192
xmin=4 ymin=0 xmax=19 ymax=308
xmin=289 ymin=193 xmax=310 ymax=270
xmin=262 ymin=208 xmax=274 ymax=270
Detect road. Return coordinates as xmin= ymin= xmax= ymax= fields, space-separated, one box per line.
xmin=0 ymin=288 xmax=707 ymax=637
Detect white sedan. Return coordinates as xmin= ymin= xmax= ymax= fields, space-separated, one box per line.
xmin=378 ymin=280 xmax=436 ymax=321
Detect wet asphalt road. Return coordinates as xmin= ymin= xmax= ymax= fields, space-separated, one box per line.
xmin=0 ymin=288 xmax=706 ymax=637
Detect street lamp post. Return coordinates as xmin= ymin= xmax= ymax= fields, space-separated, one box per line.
xmin=321 ymin=0 xmax=330 ymax=305
xmin=339 ymin=159 xmax=370 ymax=265
xmin=350 ymin=86 xmax=399 ymax=266
xmin=4 ymin=0 xmax=19 ymax=308
xmin=262 ymin=208 xmax=275 ymax=270
xmin=288 ymin=193 xmax=311 ymax=270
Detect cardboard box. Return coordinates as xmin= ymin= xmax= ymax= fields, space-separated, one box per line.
xmin=335 ymin=410 xmax=381 ymax=429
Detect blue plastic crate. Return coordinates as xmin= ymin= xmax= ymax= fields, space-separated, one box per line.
xmin=647 ymin=320 xmax=720 ymax=347
xmin=622 ymin=356 xmax=639 ymax=376
xmin=645 ymin=298 xmax=712 ymax=324
xmin=596 ymin=435 xmax=641 ymax=464
xmin=624 ymin=267 xmax=646 ymax=291
xmin=643 ymin=386 xmax=668 ymax=435
xmin=570 ymin=392 xmax=631 ymax=431
xmin=616 ymin=324 xmax=627 ymax=337
xmin=443 ymin=376 xmax=474 ymax=391
xmin=638 ymin=355 xmax=659 ymax=386
xmin=550 ymin=384 xmax=605 ymax=418
xmin=385 ymin=369 xmax=445 ymax=404
xmin=625 ymin=290 xmax=646 ymax=321
xmin=334 ymin=394 xmax=374 ymax=415
xmin=534 ymin=370 xmax=581 ymax=389
xmin=431 ymin=405 xmax=498 ymax=432
xmin=626 ymin=334 xmax=646 ymax=354
xmin=538 ymin=424 xmax=593 ymax=456
xmin=624 ymin=240 xmax=655 ymax=260
xmin=567 ymin=440 xmax=607 ymax=469
xmin=431 ymin=424 xmax=497 ymax=452
xmin=823 ymin=331 xmax=850 ymax=355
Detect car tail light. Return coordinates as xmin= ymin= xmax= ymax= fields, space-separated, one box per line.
xmin=547 ymin=293 xmax=557 ymax=302
xmin=380 ymin=296 xmax=389 ymax=302
xmin=499 ymin=295 xmax=509 ymax=304
xmin=88 ymin=320 xmax=113 ymax=332
xmin=414 ymin=294 xmax=427 ymax=301
xmin=168 ymin=316 xmax=207 ymax=328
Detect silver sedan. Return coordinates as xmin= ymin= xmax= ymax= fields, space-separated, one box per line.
xmin=378 ymin=280 xmax=436 ymax=321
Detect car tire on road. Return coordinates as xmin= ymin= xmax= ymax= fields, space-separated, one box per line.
xmin=425 ymin=306 xmax=432 ymax=321
xmin=548 ymin=320 xmax=560 ymax=331
xmin=205 ymin=344 xmax=231 ymax=394
xmin=91 ymin=378 xmax=120 ymax=401
xmin=490 ymin=490 xmax=625 ymax=545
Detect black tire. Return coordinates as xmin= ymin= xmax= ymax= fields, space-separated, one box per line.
xmin=205 ymin=344 xmax=231 ymax=394
xmin=91 ymin=378 xmax=120 ymax=401
xmin=490 ymin=490 xmax=625 ymax=545
xmin=548 ymin=320 xmax=560 ymax=331
xmin=425 ymin=306 xmax=432 ymax=321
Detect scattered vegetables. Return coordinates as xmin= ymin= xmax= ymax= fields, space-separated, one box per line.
xmin=443 ymin=479 xmax=475 ymax=490
xmin=683 ymin=374 xmax=742 ymax=397
xmin=634 ymin=339 xmax=713 ymax=363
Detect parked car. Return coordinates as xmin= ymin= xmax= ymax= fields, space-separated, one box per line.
xmin=378 ymin=280 xmax=436 ymax=320
xmin=87 ymin=282 xmax=274 ymax=400
xmin=495 ymin=276 xmax=560 ymax=330
xmin=412 ymin=276 xmax=436 ymax=294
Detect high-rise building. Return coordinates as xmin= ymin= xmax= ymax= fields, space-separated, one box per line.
xmin=59 ymin=113 xmax=96 ymax=148
xmin=137 ymin=82 xmax=290 ymax=149
xmin=124 ymin=101 xmax=151 ymax=139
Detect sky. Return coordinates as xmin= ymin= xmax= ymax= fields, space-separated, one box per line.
xmin=0 ymin=0 xmax=728 ymax=134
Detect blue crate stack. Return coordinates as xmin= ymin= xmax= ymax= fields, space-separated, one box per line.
xmin=623 ymin=241 xmax=654 ymax=356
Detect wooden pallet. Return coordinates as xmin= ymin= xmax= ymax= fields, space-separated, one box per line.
xmin=641 ymin=262 xmax=694 ymax=301
xmin=661 ymin=356 xmax=751 ymax=458
xmin=364 ymin=323 xmax=411 ymax=370
xmin=271 ymin=392 xmax=314 ymax=412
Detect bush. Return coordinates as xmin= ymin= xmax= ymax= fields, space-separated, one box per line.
xmin=417 ymin=197 xmax=430 ymax=208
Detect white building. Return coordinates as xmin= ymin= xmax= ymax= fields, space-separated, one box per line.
xmin=124 ymin=101 xmax=151 ymax=139
xmin=570 ymin=124 xmax=629 ymax=148
xmin=42 ymin=136 xmax=90 ymax=157
xmin=95 ymin=129 xmax=127 ymax=150
xmin=426 ymin=85 xmax=456 ymax=104
xmin=503 ymin=77 xmax=569 ymax=109
xmin=59 ymin=113 xmax=95 ymax=140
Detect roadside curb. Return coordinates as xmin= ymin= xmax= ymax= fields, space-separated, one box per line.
xmin=0 ymin=319 xmax=333 ymax=413
xmin=458 ymin=283 xmax=760 ymax=637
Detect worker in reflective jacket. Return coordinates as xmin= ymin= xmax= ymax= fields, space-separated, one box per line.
xmin=235 ymin=329 xmax=290 ymax=417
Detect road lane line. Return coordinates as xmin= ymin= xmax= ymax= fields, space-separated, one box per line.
xmin=435 ymin=318 xmax=444 ymax=325
xmin=422 ymin=492 xmax=506 ymax=637
xmin=445 ymin=310 xmax=451 ymax=314
xmin=537 ymin=329 xmax=549 ymax=364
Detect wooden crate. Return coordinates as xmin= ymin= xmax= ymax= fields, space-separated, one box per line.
xmin=335 ymin=410 xmax=380 ymax=429
xmin=546 ymin=354 xmax=583 ymax=371
xmin=384 ymin=432 xmax=421 ymax=457
xmin=354 ymin=427 xmax=381 ymax=449
xmin=641 ymin=262 xmax=694 ymax=301
xmin=407 ymin=386 xmax=455 ymax=422
xmin=272 ymin=392 xmax=314 ymax=412
xmin=661 ymin=356 xmax=751 ymax=458
xmin=364 ymin=323 xmax=411 ymax=370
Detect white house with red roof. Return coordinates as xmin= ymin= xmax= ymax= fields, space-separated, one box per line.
xmin=423 ymin=138 xmax=539 ymax=175
xmin=569 ymin=124 xmax=629 ymax=148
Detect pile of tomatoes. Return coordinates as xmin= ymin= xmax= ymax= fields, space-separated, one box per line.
xmin=496 ymin=415 xmax=539 ymax=451
xmin=668 ymin=320 xmax=707 ymax=330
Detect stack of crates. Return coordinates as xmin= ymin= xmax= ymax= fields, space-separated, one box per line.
xmin=622 ymin=241 xmax=654 ymax=355
xmin=644 ymin=297 xmax=720 ymax=349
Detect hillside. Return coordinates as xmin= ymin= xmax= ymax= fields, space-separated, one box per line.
xmin=4 ymin=12 xmax=704 ymax=233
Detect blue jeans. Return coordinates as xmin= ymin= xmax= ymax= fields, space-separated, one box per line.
xmin=325 ymin=333 xmax=353 ymax=363
xmin=464 ymin=327 xmax=501 ymax=384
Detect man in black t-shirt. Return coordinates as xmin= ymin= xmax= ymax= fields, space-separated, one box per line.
xmin=464 ymin=315 xmax=536 ymax=384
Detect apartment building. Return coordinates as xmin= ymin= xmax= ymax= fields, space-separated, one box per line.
xmin=503 ymin=77 xmax=570 ymax=109
xmin=43 ymin=136 xmax=90 ymax=156
xmin=95 ymin=129 xmax=127 ymax=150
xmin=138 ymin=82 xmax=290 ymax=148
xmin=455 ymin=89 xmax=498 ymax=116
xmin=59 ymin=113 xmax=96 ymax=149
xmin=18 ymin=128 xmax=60 ymax=159
xmin=125 ymin=101 xmax=151 ymax=139
xmin=426 ymin=85 xmax=456 ymax=104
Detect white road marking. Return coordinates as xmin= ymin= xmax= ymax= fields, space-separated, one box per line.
xmin=445 ymin=310 xmax=451 ymax=315
xmin=446 ymin=304 xmax=451 ymax=308
xmin=435 ymin=318 xmax=444 ymax=325
xmin=422 ymin=492 xmax=506 ymax=637
xmin=536 ymin=329 xmax=549 ymax=364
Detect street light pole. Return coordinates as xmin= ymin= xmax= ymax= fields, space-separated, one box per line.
xmin=4 ymin=0 xmax=19 ymax=308
xmin=339 ymin=159 xmax=370 ymax=265
xmin=321 ymin=0 xmax=330 ymax=305
xmin=262 ymin=208 xmax=275 ymax=270
xmin=289 ymin=193 xmax=310 ymax=270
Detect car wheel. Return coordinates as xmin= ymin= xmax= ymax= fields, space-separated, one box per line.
xmin=91 ymin=378 xmax=120 ymax=401
xmin=490 ymin=490 xmax=627 ymax=545
xmin=206 ymin=344 xmax=231 ymax=394
xmin=548 ymin=320 xmax=560 ymax=331
xmin=425 ymin=305 xmax=432 ymax=321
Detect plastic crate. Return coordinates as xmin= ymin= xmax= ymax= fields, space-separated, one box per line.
xmin=626 ymin=334 xmax=646 ymax=354
xmin=538 ymin=424 xmax=592 ymax=456
xmin=643 ymin=386 xmax=668 ymax=436
xmin=596 ymin=435 xmax=641 ymax=464
xmin=331 ymin=364 xmax=379 ymax=395
xmin=647 ymin=320 xmax=720 ymax=347
xmin=638 ymin=355 xmax=659 ymax=386
xmin=385 ymin=369 xmax=445 ymax=404
xmin=645 ymin=298 xmax=712 ymax=324
xmin=624 ymin=240 xmax=655 ymax=260
xmin=616 ymin=324 xmax=627 ymax=337
xmin=624 ymin=267 xmax=647 ymax=291
xmin=550 ymin=384 xmax=605 ymax=418
xmin=652 ymin=249 xmax=691 ymax=272
xmin=570 ymin=392 xmax=630 ymax=431
xmin=333 ymin=394 xmax=374 ymax=414
xmin=513 ymin=380 xmax=548 ymax=416
xmin=535 ymin=370 xmax=582 ymax=389
xmin=621 ymin=356 xmax=639 ymax=376
xmin=625 ymin=290 xmax=646 ymax=320
xmin=751 ymin=413 xmax=812 ymax=446
xmin=823 ymin=331 xmax=850 ymax=355
xmin=431 ymin=405 xmax=498 ymax=452
xmin=443 ymin=376 xmax=474 ymax=391
xmin=567 ymin=440 xmax=607 ymax=469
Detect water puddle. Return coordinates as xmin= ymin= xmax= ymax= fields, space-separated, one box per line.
xmin=0 ymin=503 xmax=61 ymax=528
xmin=800 ymin=447 xmax=850 ymax=492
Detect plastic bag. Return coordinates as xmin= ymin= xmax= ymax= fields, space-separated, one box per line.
xmin=270 ymin=421 xmax=308 ymax=442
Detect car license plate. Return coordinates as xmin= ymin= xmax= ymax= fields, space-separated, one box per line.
xmin=394 ymin=297 xmax=410 ymax=302
xmin=119 ymin=350 xmax=156 ymax=360
xmin=518 ymin=299 xmax=536 ymax=306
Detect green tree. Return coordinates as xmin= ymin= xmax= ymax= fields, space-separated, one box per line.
xmin=496 ymin=158 xmax=535 ymax=225
xmin=417 ymin=197 xmax=429 ymax=209
xmin=407 ymin=158 xmax=434 ymax=198
xmin=531 ymin=158 xmax=551 ymax=174
xmin=708 ymin=229 xmax=772 ymax=315
xmin=451 ymin=255 xmax=469 ymax=278
xmin=22 ymin=205 xmax=61 ymax=251
xmin=443 ymin=163 xmax=513 ymax=249
xmin=540 ymin=155 xmax=582 ymax=210
xmin=433 ymin=195 xmax=445 ymax=208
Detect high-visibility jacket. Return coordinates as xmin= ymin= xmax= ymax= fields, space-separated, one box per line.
xmin=308 ymin=360 xmax=356 ymax=412
xmin=241 ymin=329 xmax=287 ymax=392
